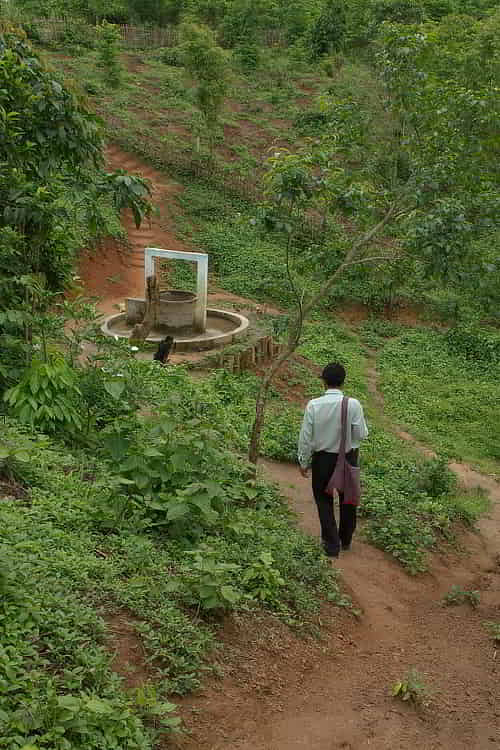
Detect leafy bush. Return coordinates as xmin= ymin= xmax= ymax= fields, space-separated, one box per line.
xmin=294 ymin=109 xmax=330 ymax=134
xmin=21 ymin=21 xmax=42 ymax=43
xmin=241 ymin=551 xmax=286 ymax=604
xmin=0 ymin=427 xmax=33 ymax=482
xmin=306 ymin=0 xmax=347 ymax=59
xmin=97 ymin=21 xmax=122 ymax=88
xmin=159 ymin=45 xmax=184 ymax=66
xmin=176 ymin=547 xmax=242 ymax=612
xmin=417 ymin=457 xmax=457 ymax=498
xmin=445 ymin=325 xmax=500 ymax=365
xmin=4 ymin=354 xmax=83 ymax=436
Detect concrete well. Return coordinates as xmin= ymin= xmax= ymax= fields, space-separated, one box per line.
xmin=125 ymin=290 xmax=199 ymax=331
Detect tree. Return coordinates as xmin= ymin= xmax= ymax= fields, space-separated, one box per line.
xmin=97 ymin=20 xmax=122 ymax=88
xmin=180 ymin=22 xmax=229 ymax=153
xmin=306 ymin=0 xmax=347 ymax=58
xmin=374 ymin=16 xmax=500 ymax=293
xmin=0 ymin=23 xmax=152 ymax=386
xmin=247 ymin=148 xmax=398 ymax=464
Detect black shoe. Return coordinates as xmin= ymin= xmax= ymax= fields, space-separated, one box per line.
xmin=341 ymin=544 xmax=351 ymax=551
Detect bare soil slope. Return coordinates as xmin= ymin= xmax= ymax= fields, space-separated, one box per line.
xmin=78 ymin=144 xmax=189 ymax=315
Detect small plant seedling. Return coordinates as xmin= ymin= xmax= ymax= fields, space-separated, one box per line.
xmin=484 ymin=621 xmax=500 ymax=643
xmin=392 ymin=669 xmax=431 ymax=708
xmin=442 ymin=585 xmax=480 ymax=609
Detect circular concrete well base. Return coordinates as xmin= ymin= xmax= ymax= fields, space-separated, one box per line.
xmin=101 ymin=308 xmax=249 ymax=352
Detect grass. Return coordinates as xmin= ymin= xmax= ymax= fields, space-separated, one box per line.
xmin=377 ymin=328 xmax=500 ymax=474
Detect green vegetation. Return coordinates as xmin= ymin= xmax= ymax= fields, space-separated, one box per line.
xmin=97 ymin=20 xmax=122 ymax=87
xmin=1 ymin=3 xmax=499 ymax=746
xmin=443 ymin=585 xmax=481 ymax=608
xmin=392 ymin=669 xmax=431 ymax=708
xmin=179 ymin=22 xmax=230 ymax=153
xmin=1 ymin=364 xmax=342 ymax=748
xmin=484 ymin=621 xmax=500 ymax=643
xmin=378 ymin=328 xmax=500 ymax=473
xmin=186 ymin=320 xmax=488 ymax=573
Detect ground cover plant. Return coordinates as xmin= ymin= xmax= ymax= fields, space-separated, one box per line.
xmin=392 ymin=669 xmax=432 ymax=708
xmin=0 ymin=361 xmax=343 ymax=749
xmin=377 ymin=327 xmax=500 ymax=474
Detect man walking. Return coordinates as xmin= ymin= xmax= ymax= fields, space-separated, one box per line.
xmin=298 ymin=362 xmax=368 ymax=559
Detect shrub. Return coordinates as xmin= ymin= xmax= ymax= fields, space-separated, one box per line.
xmin=294 ymin=109 xmax=330 ymax=134
xmin=44 ymin=20 xmax=96 ymax=50
xmin=306 ymin=0 xmax=347 ymax=59
xmin=445 ymin=325 xmax=500 ymax=365
xmin=177 ymin=547 xmax=242 ymax=612
xmin=97 ymin=21 xmax=122 ymax=88
xmin=417 ymin=457 xmax=457 ymax=498
xmin=4 ymin=354 xmax=83 ymax=436
xmin=233 ymin=42 xmax=260 ymax=72
xmin=160 ymin=45 xmax=184 ymax=66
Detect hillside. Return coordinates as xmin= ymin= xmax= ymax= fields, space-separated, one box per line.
xmin=1 ymin=7 xmax=500 ymax=750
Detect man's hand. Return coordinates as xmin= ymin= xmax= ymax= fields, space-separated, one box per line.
xmin=299 ymin=466 xmax=309 ymax=478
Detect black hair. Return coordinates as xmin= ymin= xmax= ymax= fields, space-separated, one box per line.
xmin=321 ymin=362 xmax=346 ymax=388
xmin=153 ymin=336 xmax=174 ymax=363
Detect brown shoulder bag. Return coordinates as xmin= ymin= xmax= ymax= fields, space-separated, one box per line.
xmin=325 ymin=396 xmax=361 ymax=506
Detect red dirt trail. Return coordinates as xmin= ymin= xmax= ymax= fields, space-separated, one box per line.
xmin=81 ymin=145 xmax=500 ymax=750
xmin=169 ymin=448 xmax=500 ymax=750
xmin=78 ymin=144 xmax=189 ymax=316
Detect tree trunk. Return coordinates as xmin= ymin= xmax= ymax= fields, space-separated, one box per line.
xmin=247 ymin=204 xmax=397 ymax=465
xmin=130 ymin=275 xmax=160 ymax=341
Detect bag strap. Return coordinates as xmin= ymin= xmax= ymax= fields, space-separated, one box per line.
xmin=338 ymin=395 xmax=349 ymax=460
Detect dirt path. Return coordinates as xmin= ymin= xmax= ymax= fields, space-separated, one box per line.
xmin=78 ymin=143 xmax=190 ymax=316
xmin=172 ymin=450 xmax=500 ymax=749
xmin=173 ymin=453 xmax=500 ymax=750
xmin=173 ymin=361 xmax=500 ymax=750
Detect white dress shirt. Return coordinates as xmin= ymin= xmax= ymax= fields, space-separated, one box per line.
xmin=298 ymin=389 xmax=368 ymax=469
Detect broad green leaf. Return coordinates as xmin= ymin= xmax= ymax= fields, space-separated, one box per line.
xmin=104 ymin=379 xmax=125 ymax=401
xmin=166 ymin=502 xmax=189 ymax=521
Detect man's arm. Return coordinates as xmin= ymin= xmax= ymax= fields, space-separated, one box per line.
xmin=351 ymin=400 xmax=368 ymax=443
xmin=298 ymin=402 xmax=314 ymax=474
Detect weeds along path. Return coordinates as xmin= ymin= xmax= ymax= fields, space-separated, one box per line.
xmin=364 ymin=353 xmax=500 ymax=554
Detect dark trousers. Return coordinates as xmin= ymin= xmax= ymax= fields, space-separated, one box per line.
xmin=311 ymin=450 xmax=358 ymax=557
